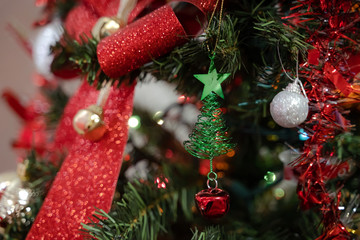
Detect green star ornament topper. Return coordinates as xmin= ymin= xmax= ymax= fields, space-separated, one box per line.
xmin=194 ymin=55 xmax=230 ymax=100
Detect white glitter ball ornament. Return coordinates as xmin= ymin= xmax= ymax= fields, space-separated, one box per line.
xmin=270 ymin=81 xmax=308 ymax=128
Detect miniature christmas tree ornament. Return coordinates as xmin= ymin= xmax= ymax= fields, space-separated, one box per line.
xmin=185 ymin=54 xmax=233 ymax=219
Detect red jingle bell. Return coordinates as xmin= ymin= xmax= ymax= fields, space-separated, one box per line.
xmin=195 ymin=186 xmax=230 ymax=218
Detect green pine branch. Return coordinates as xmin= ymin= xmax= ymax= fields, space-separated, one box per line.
xmin=42 ymin=86 xmax=69 ymax=126
xmin=254 ymin=13 xmax=311 ymax=61
xmin=334 ymin=132 xmax=360 ymax=162
xmin=140 ymin=13 xmax=243 ymax=96
xmin=82 ymin=167 xmax=198 ymax=240
xmin=52 ymin=33 xmax=138 ymax=89
xmin=191 ymin=210 xmax=322 ymax=240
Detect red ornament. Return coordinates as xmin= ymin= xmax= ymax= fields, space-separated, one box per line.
xmin=97 ymin=4 xmax=188 ymax=78
xmin=195 ymin=188 xmax=230 ymax=218
xmin=52 ymin=67 xmax=80 ymax=80
xmin=97 ymin=0 xmax=217 ymax=79
xmin=154 ymin=175 xmax=169 ymax=189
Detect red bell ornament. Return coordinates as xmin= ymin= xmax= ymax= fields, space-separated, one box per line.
xmin=195 ymin=180 xmax=230 ymax=218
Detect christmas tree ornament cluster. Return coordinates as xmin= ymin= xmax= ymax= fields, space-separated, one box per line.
xmin=3 ymin=0 xmax=360 ymax=238
xmin=26 ymin=0 xmax=221 ymax=237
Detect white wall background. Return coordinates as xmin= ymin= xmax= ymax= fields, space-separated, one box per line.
xmin=0 ymin=1 xmax=40 ymax=173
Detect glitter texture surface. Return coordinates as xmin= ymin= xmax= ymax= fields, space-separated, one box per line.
xmin=270 ymin=88 xmax=309 ymax=128
xmin=64 ymin=4 xmax=99 ymax=41
xmin=53 ymin=82 xmax=96 ymax=154
xmin=26 ymin=81 xmax=135 ymax=239
xmin=97 ymin=5 xmax=187 ymax=78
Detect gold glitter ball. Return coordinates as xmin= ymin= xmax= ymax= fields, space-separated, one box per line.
xmin=72 ymin=105 xmax=106 ymax=141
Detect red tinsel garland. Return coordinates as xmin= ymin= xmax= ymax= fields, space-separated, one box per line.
xmin=285 ymin=0 xmax=360 ymax=239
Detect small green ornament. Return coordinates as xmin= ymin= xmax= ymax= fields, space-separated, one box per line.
xmin=264 ymin=171 xmax=276 ymax=184
xmin=194 ymin=55 xmax=230 ymax=100
xmin=184 ymin=93 xmax=235 ymax=160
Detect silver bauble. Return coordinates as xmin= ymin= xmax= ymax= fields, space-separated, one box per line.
xmin=270 ymin=82 xmax=308 ymax=128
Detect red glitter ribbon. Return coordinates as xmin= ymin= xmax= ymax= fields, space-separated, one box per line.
xmin=26 ymin=81 xmax=135 ymax=239
xmin=27 ymin=1 xmax=139 ymax=238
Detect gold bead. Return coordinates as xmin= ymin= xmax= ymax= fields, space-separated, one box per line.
xmin=92 ymin=17 xmax=125 ymax=40
xmin=73 ymin=105 xmax=106 ymax=141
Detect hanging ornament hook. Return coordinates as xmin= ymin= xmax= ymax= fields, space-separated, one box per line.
xmin=277 ymin=41 xmax=309 ymax=102
xmin=207 ymin=178 xmax=218 ymax=189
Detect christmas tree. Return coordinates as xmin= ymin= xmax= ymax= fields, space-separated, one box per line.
xmin=1 ymin=0 xmax=360 ymax=239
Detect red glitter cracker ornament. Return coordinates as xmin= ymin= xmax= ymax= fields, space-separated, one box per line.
xmin=97 ymin=0 xmax=218 ymax=79
xmin=97 ymin=4 xmax=187 ymax=78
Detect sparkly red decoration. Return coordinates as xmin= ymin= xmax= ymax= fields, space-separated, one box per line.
xmin=315 ymin=222 xmax=350 ymax=240
xmin=348 ymin=54 xmax=360 ymax=76
xmin=97 ymin=0 xmax=217 ymax=79
xmin=195 ymin=188 xmax=230 ymax=218
xmin=2 ymin=90 xmax=51 ymax=157
xmin=154 ymin=175 xmax=169 ymax=189
xmin=26 ymin=81 xmax=135 ymax=239
xmin=52 ymin=66 xmax=80 ymax=80
xmin=97 ymin=5 xmax=187 ymax=78
xmin=284 ymin=0 xmax=360 ymax=238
